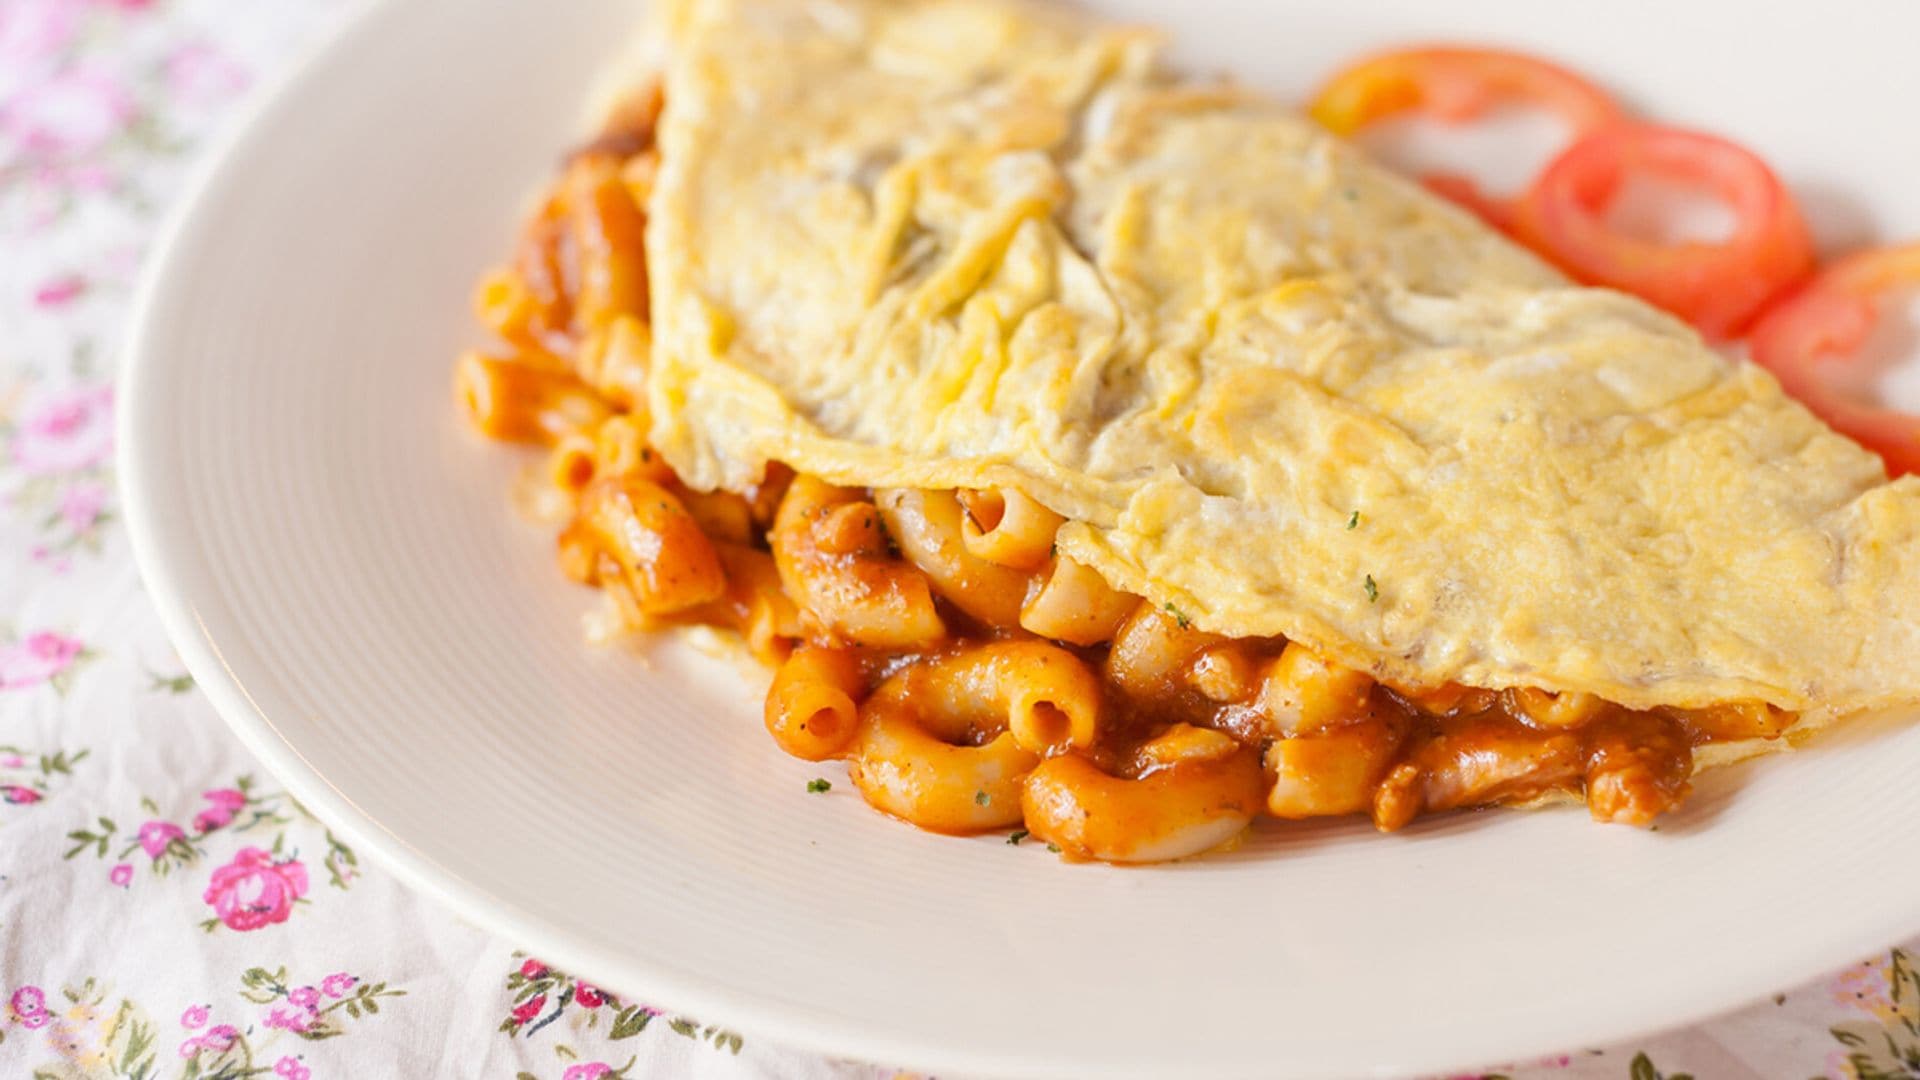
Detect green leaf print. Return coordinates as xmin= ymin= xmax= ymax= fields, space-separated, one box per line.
xmin=1629 ymin=1050 xmax=1693 ymax=1080
xmin=608 ymin=1006 xmax=655 ymax=1040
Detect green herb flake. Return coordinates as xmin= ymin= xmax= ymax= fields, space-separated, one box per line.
xmin=1007 ymin=829 xmax=1029 ymax=846
xmin=1046 ymin=842 xmax=1062 ymax=854
xmin=1364 ymin=574 xmax=1378 ymax=603
xmin=974 ymin=790 xmax=989 ymax=806
xmin=1347 ymin=511 xmax=1359 ymax=530
xmin=1163 ymin=602 xmax=1190 ymax=629
xmin=805 ymin=778 xmax=832 ymax=794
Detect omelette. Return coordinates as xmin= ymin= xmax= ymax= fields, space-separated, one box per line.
xmin=457 ymin=0 xmax=1920 ymax=858
xmin=644 ymin=0 xmax=1920 ymax=721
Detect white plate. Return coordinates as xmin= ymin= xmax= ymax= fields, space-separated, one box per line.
xmin=120 ymin=1 xmax=1920 ymax=1076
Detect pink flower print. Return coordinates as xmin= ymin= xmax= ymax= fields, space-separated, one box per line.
xmin=320 ymin=972 xmax=356 ymax=998
xmin=201 ymin=1024 xmax=237 ymax=1051
xmin=0 ymin=754 xmax=21 ymax=768
xmin=0 ymin=69 xmax=134 ymax=160
xmin=202 ymin=847 xmax=307 ymax=931
xmin=46 ymin=160 xmax=109 ymax=192
xmin=193 ymin=788 xmax=246 ymax=833
xmin=1 ymin=785 xmax=41 ymax=805
xmin=263 ymin=1006 xmax=307 ymax=1034
xmin=1832 ymin=955 xmax=1893 ymax=1013
xmin=0 ymin=1 xmax=76 ymax=91
xmin=274 ymin=1056 xmax=311 ymax=1080
xmin=511 ymin=992 xmax=546 ymax=1024
xmin=109 ymin=862 xmax=132 ymax=887
xmin=9 ymin=386 xmax=113 ymax=475
xmin=563 ymin=1065 xmax=613 ymax=1080
xmin=180 ymin=1004 xmax=208 ymax=1029
xmin=9 ymin=985 xmax=49 ymax=1028
xmin=287 ymin=986 xmax=318 ymax=1009
xmin=519 ymin=958 xmax=547 ymax=979
xmin=163 ymin=43 xmax=249 ymax=107
xmin=177 ymin=1036 xmax=202 ymax=1058
xmin=58 ymin=481 xmax=108 ymax=534
xmin=138 ymin=820 xmax=185 ymax=859
xmin=11 ymin=985 xmax=45 ymax=1016
xmin=575 ymin=982 xmax=605 ymax=1008
xmin=204 ymin=789 xmax=246 ymax=812
xmin=0 ymin=631 xmax=84 ymax=689
xmin=33 ymin=274 xmax=85 ymax=307
xmin=97 ymin=0 xmax=159 ymax=11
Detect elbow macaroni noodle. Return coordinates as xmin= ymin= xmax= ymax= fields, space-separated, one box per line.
xmin=454 ymin=91 xmax=1796 ymax=862
xmin=957 ymin=487 xmax=1062 ymax=570
xmin=875 ymin=488 xmax=1033 ymax=629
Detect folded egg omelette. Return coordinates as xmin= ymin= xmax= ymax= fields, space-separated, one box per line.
xmin=641 ymin=0 xmax=1920 ymax=725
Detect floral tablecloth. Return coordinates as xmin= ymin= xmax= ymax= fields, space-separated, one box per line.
xmin=2 ymin=2 xmax=1916 ymax=1077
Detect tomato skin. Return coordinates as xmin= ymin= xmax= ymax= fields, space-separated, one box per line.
xmin=1311 ymin=46 xmax=1619 ymax=134
xmin=1748 ymin=244 xmax=1920 ymax=478
xmin=1309 ymin=46 xmax=1620 ymax=229
xmin=1512 ymin=123 xmax=1815 ymax=340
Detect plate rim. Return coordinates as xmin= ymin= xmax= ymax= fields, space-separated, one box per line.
xmin=114 ymin=2 xmax=1920 ymax=1077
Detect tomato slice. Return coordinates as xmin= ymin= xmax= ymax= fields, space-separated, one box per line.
xmin=1309 ymin=46 xmax=1620 ymax=227
xmin=1748 ymin=244 xmax=1920 ymax=478
xmin=1512 ymin=123 xmax=1815 ymax=339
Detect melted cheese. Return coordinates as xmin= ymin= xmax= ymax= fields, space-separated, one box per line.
xmin=645 ymin=0 xmax=1920 ymax=715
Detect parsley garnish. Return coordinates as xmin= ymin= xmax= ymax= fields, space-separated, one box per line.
xmin=805 ymin=778 xmax=832 ymax=794
xmin=1046 ymin=842 xmax=1062 ymax=854
xmin=1163 ymin=602 xmax=1190 ymax=629
xmin=1007 ymin=829 xmax=1029 ymax=846
xmin=974 ymin=790 xmax=989 ymax=806
xmin=1364 ymin=574 xmax=1378 ymax=603
xmin=1347 ymin=511 xmax=1359 ymax=530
